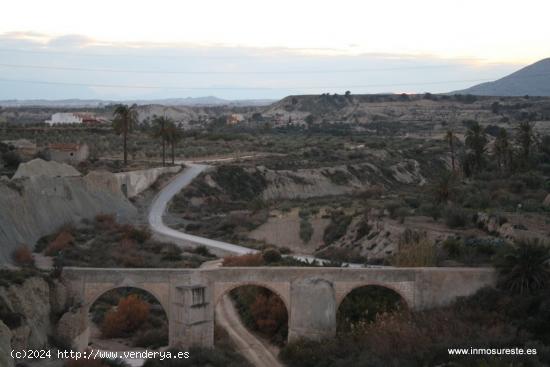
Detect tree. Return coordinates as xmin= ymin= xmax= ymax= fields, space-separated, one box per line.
xmin=445 ymin=130 xmax=456 ymax=171
xmin=151 ymin=116 xmax=173 ymax=166
xmin=112 ymin=104 xmax=138 ymax=165
xmin=516 ymin=121 xmax=535 ymax=165
xmin=165 ymin=121 xmax=183 ymax=165
xmin=465 ymin=121 xmax=487 ymax=172
xmin=433 ymin=170 xmax=456 ymax=203
xmin=495 ymin=240 xmax=550 ymax=295
xmin=494 ymin=128 xmax=511 ymax=172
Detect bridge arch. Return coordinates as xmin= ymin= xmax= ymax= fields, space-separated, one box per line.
xmin=84 ymin=284 xmax=170 ymax=317
xmin=71 ymin=282 xmax=172 ymax=351
xmin=335 ymin=281 xmax=414 ymax=310
xmin=336 ymin=283 xmax=409 ymax=331
xmin=214 ymin=281 xmax=291 ymax=315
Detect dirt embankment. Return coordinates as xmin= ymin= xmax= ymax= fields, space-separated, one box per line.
xmin=0 ymin=160 xmax=137 ymax=264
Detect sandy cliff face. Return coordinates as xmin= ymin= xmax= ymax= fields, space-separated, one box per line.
xmin=0 ymin=172 xmax=136 ymax=264
xmin=0 ymin=320 xmax=14 ymax=367
xmin=0 ymin=277 xmax=52 ymax=350
xmin=0 ymin=276 xmax=69 ymax=364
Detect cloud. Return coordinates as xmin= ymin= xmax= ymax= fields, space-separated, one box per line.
xmin=0 ymin=32 xmax=524 ymax=100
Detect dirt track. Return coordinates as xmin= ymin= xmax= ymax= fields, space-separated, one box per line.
xmin=216 ymin=295 xmax=283 ymax=367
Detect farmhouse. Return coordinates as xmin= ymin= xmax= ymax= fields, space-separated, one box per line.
xmin=45 ymin=112 xmax=103 ymax=126
xmin=46 ymin=143 xmax=89 ymax=163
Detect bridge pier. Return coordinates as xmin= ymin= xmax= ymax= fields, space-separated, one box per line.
xmin=288 ymin=278 xmax=337 ymax=341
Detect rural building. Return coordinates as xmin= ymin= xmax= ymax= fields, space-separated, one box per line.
xmin=46 ymin=143 xmax=89 ymax=163
xmin=45 ymin=112 xmax=103 ymax=126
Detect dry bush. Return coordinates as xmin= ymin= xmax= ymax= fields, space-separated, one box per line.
xmin=390 ymin=230 xmax=437 ymax=267
xmin=12 ymin=245 xmax=34 ymax=266
xmin=360 ymin=308 xmax=515 ymax=362
xmin=223 ymin=253 xmax=264 ymax=267
xmin=45 ymin=230 xmax=74 ymax=256
xmin=250 ymin=293 xmax=288 ymax=335
xmin=101 ymin=294 xmax=150 ymax=338
xmin=119 ymin=224 xmax=151 ymax=243
xmin=94 ymin=213 xmax=117 ymax=230
xmin=119 ymin=237 xmax=137 ymax=251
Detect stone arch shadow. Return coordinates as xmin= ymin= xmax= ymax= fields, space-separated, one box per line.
xmin=74 ymin=283 xmax=171 ymax=350
xmin=213 ymin=281 xmax=291 ymax=315
xmin=213 ymin=281 xmax=291 ymax=343
xmin=335 ymin=281 xmax=414 ymax=311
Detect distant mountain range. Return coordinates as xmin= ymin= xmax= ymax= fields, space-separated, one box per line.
xmin=454 ymin=58 xmax=550 ymax=96
xmin=0 ymin=96 xmax=275 ymax=108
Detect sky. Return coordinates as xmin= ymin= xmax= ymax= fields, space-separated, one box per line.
xmin=0 ymin=0 xmax=549 ymax=100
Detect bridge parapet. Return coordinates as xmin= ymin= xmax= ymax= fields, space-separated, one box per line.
xmin=61 ymin=266 xmax=496 ymax=350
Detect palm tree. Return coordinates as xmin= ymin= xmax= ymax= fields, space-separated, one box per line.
xmin=494 ymin=128 xmax=510 ymax=172
xmin=465 ymin=121 xmax=487 ymax=172
xmin=165 ymin=121 xmax=182 ymax=165
xmin=433 ymin=170 xmax=456 ymax=203
xmin=112 ymin=104 xmax=138 ymax=165
xmin=445 ymin=130 xmax=456 ymax=171
xmin=516 ymin=121 xmax=535 ymax=164
xmin=495 ymin=240 xmax=550 ymax=294
xmin=151 ymin=116 xmax=173 ymax=166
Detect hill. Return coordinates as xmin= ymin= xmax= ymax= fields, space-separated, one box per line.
xmin=454 ymin=58 xmax=550 ymax=96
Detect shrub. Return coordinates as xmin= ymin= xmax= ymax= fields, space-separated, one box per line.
xmin=94 ymin=214 xmax=117 ymax=230
xmin=212 ymin=166 xmax=266 ymax=201
xmin=1 ymin=150 xmax=21 ymax=168
xmin=299 ymin=219 xmax=313 ymax=243
xmin=391 ymin=231 xmax=437 ymax=267
xmin=45 ymin=230 xmax=74 ymax=256
xmin=337 ymin=285 xmax=405 ymax=331
xmin=193 ymin=245 xmax=213 ymax=257
xmin=231 ymin=286 xmax=288 ymax=345
xmin=444 ymin=205 xmax=470 ymax=228
xmin=101 ymin=294 xmax=150 ymax=338
xmin=323 ymin=211 xmax=352 ymax=245
xmin=120 ymin=225 xmax=151 ymax=243
xmin=223 ymin=253 xmax=264 ymax=267
xmin=262 ymin=248 xmax=282 ymax=263
xmin=12 ymin=245 xmax=34 ymax=267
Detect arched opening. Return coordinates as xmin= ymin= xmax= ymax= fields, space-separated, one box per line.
xmin=121 ymin=183 xmax=128 ymax=197
xmin=214 ymin=284 xmax=289 ymax=360
xmin=337 ymin=285 xmax=407 ymax=332
xmin=87 ymin=287 xmax=169 ymax=351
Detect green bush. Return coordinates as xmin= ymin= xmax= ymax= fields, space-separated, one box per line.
xmin=299 ymin=219 xmax=313 ymax=243
xmin=444 ymin=206 xmax=470 ymax=228
xmin=262 ymin=248 xmax=282 ymax=263
xmin=323 ymin=211 xmax=352 ymax=245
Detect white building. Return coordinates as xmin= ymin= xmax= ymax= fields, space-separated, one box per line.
xmin=45 ymin=113 xmax=84 ymax=125
xmin=45 ymin=112 xmax=102 ymax=126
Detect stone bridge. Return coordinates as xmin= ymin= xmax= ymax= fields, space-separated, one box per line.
xmin=61 ymin=266 xmax=496 ymax=350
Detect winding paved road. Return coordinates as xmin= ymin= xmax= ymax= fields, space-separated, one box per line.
xmin=148 ymin=162 xmax=364 ymax=266
xmin=148 ymin=163 xmax=258 ymax=255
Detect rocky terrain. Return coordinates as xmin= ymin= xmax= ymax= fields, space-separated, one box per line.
xmin=0 ymin=271 xmax=70 ymax=367
xmin=0 ymin=159 xmax=137 ymax=264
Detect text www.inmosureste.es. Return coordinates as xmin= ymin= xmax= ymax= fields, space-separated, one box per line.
xmin=448 ymin=347 xmax=537 ymax=356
